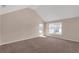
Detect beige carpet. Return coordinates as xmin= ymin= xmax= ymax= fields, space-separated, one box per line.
xmin=0 ymin=36 xmax=79 ymax=53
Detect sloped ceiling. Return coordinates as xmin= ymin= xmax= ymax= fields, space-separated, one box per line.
xmin=0 ymin=5 xmax=39 ymax=15
xmin=0 ymin=5 xmax=79 ymax=22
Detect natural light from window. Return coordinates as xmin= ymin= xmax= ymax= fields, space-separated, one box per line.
xmin=39 ymin=24 xmax=44 ymax=35
xmin=48 ymin=22 xmax=62 ymax=35
xmin=38 ymin=23 xmax=46 ymax=37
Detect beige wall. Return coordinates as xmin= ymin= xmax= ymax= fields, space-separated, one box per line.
xmin=45 ymin=17 xmax=79 ymax=42
xmin=0 ymin=15 xmax=2 ymax=44
xmin=1 ymin=8 xmax=43 ymax=45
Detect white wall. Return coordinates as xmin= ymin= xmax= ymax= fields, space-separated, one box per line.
xmin=1 ymin=8 xmax=43 ymax=45
xmin=45 ymin=17 xmax=79 ymax=42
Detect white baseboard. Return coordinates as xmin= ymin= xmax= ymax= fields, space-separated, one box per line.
xmin=0 ymin=35 xmax=39 ymax=45
xmin=45 ymin=34 xmax=79 ymax=43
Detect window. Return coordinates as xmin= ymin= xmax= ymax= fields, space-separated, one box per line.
xmin=39 ymin=23 xmax=44 ymax=36
xmin=48 ymin=22 xmax=62 ymax=35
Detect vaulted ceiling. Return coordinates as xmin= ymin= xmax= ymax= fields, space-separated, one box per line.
xmin=0 ymin=5 xmax=79 ymax=22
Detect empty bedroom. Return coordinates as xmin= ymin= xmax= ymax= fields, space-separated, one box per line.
xmin=0 ymin=5 xmax=79 ymax=53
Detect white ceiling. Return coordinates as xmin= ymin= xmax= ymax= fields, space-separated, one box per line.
xmin=0 ymin=5 xmax=79 ymax=22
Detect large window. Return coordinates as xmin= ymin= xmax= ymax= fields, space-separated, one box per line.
xmin=48 ymin=22 xmax=62 ymax=35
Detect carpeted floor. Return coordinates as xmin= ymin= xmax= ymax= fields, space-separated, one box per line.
xmin=0 ymin=36 xmax=79 ymax=53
